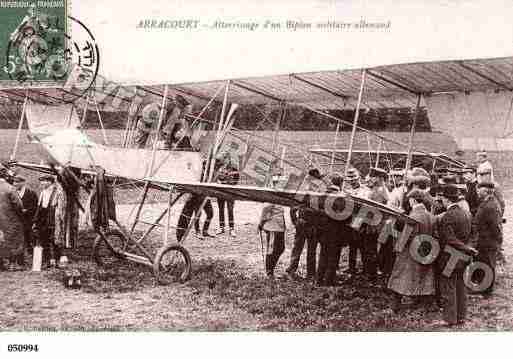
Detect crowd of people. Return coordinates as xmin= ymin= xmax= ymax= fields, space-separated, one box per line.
xmin=257 ymin=150 xmax=505 ymax=326
xmin=0 ymin=166 xmax=76 ymax=271
xmin=0 ymin=147 xmax=506 ymax=326
xmin=0 ymin=156 xmax=242 ymax=271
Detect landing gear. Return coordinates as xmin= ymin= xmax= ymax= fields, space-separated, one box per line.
xmin=92 ymin=225 xmax=192 ymax=284
xmin=153 ymin=244 xmax=192 ymax=285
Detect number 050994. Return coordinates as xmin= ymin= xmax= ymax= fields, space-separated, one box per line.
xmin=7 ymin=344 xmax=39 ymax=352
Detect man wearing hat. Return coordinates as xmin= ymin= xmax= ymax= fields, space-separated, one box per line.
xmin=462 ymin=165 xmax=479 ymax=217
xmin=404 ymin=167 xmax=433 ymax=213
xmin=366 ymin=167 xmax=389 ymax=281
xmin=258 ymin=177 xmax=286 ymax=279
xmin=33 ymin=174 xmax=71 ymax=267
xmin=12 ymin=176 xmax=38 ymax=262
xmin=388 ymin=188 xmax=436 ymax=311
xmin=32 ymin=175 xmax=60 ymax=267
xmin=316 ymin=175 xmax=353 ymax=286
xmin=476 ymin=151 xmax=494 ymax=184
xmin=477 ymin=167 xmax=506 ymax=264
xmin=440 ymin=175 xmax=471 ymax=218
xmin=134 ymin=102 xmax=160 ymax=148
xmin=163 ymin=95 xmax=197 ymax=151
xmin=342 ymin=167 xmax=368 ymax=197
xmin=367 ymin=167 xmax=390 ymax=204
xmin=216 ymin=155 xmax=240 ymax=237
xmin=342 ymin=168 xmax=370 ymax=276
xmin=286 ymin=168 xmax=324 ymax=280
xmin=303 ymin=168 xmax=328 ymax=193
xmin=476 ymin=167 xmax=504 ymax=217
xmin=387 ymin=169 xmax=405 ymax=209
xmin=437 ymin=184 xmax=473 ymax=326
xmin=0 ymin=167 xmax=25 ymax=270
xmin=474 ymin=181 xmax=502 ymax=295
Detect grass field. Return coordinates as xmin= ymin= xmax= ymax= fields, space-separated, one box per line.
xmin=1 ymin=129 xmax=512 ymax=331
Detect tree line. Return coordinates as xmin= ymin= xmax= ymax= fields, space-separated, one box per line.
xmin=0 ymin=102 xmax=431 ymax=131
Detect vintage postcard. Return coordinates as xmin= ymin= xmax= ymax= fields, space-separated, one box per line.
xmin=0 ymin=0 xmax=512 ymax=357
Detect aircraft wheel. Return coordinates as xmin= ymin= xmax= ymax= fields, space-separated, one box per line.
xmin=153 ymin=244 xmax=191 ymax=285
xmin=92 ymin=230 xmax=126 ymax=267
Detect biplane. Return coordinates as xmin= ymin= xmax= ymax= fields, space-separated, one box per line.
xmin=2 ymin=54 xmax=513 ymax=284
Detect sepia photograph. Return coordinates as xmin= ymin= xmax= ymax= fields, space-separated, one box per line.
xmin=0 ymin=0 xmax=512 ymax=356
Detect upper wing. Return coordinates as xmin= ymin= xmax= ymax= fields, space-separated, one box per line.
xmin=2 ymin=56 xmax=512 ymax=110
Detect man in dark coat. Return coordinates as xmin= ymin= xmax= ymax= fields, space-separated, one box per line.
xmin=285 ymin=168 xmax=326 ymax=281
xmin=32 ymin=175 xmax=60 ymax=267
xmin=437 ymin=184 xmax=473 ymax=326
xmin=477 ymin=166 xmax=506 ymax=263
xmin=388 ymin=189 xmax=436 ymax=311
xmin=177 ymin=195 xmax=214 ymax=241
xmin=0 ymin=168 xmax=25 ymax=270
xmin=12 ymin=176 xmax=38 ymax=257
xmin=216 ymin=159 xmax=240 ymax=237
xmin=286 ymin=204 xmax=318 ymax=280
xmin=343 ymin=168 xmax=369 ymax=276
xmin=477 ymin=168 xmax=505 ymax=216
xmin=358 ymin=167 xmax=389 ymax=282
xmin=176 ymin=159 xmax=221 ymax=241
xmin=463 ymin=166 xmax=479 ymax=217
xmin=316 ymin=181 xmax=351 ymax=286
xmin=474 ymin=181 xmax=503 ymax=295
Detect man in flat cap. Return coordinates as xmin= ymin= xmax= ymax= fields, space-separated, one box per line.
xmin=437 ymin=184 xmax=473 ymax=326
xmin=474 ymin=181 xmax=502 ymax=295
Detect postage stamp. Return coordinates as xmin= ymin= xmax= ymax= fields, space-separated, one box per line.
xmin=0 ymin=1 xmax=99 ymax=102
xmin=1 ymin=1 xmax=68 ymax=85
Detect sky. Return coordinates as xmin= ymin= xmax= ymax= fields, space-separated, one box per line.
xmin=53 ymin=0 xmax=513 ymax=85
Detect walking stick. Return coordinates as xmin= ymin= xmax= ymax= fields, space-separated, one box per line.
xmin=258 ymin=229 xmax=266 ymax=271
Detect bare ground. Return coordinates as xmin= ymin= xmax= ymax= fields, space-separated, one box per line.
xmin=1 ymin=193 xmax=513 ymax=331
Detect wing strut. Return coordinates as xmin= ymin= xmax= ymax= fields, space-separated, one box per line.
xmin=345 ymin=69 xmax=367 ymax=175
xmin=10 ymin=89 xmax=28 ymax=161
xmin=405 ymin=94 xmax=423 ymax=171
xmin=330 ymin=114 xmax=342 ymax=173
